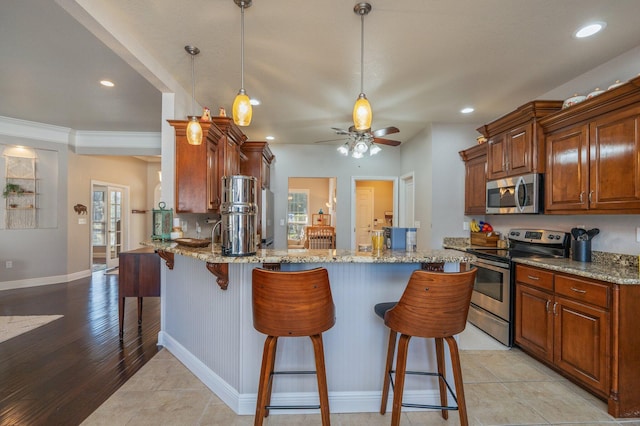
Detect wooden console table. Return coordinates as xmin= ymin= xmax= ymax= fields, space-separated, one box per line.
xmin=118 ymin=247 xmax=160 ymax=340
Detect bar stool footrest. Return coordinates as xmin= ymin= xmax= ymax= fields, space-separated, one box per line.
xmin=389 ymin=370 xmax=460 ymax=411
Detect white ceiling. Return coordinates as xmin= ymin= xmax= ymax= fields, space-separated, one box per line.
xmin=2 ymin=0 xmax=640 ymax=147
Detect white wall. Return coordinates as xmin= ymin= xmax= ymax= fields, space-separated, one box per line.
xmin=269 ymin=144 xmax=401 ymax=249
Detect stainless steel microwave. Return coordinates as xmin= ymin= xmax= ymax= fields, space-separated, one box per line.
xmin=486 ymin=173 xmax=543 ymax=214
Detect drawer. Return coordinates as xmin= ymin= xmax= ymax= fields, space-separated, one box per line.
xmin=555 ymin=275 xmax=610 ymax=309
xmin=516 ymin=265 xmax=554 ymax=291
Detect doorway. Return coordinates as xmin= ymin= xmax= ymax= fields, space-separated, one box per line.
xmin=351 ymin=177 xmax=398 ymax=249
xmin=287 ymin=177 xmax=336 ymax=249
xmin=91 ymin=182 xmax=129 ymax=271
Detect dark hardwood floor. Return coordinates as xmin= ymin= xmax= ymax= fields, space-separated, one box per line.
xmin=0 ymin=270 xmax=160 ymax=426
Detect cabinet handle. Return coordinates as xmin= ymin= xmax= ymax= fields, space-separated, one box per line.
xmin=579 ymin=191 xmax=584 ymax=203
xmin=527 ymin=275 xmax=540 ymax=280
xmin=553 ymin=301 xmax=558 ymax=315
xmin=545 ymin=300 xmax=550 ymax=313
xmin=589 ymin=190 xmax=593 ymax=203
xmin=570 ymin=287 xmax=587 ymax=294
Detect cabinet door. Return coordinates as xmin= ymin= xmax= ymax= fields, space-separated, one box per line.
xmin=545 ymin=125 xmax=589 ymax=212
xmin=589 ymin=107 xmax=640 ymax=211
xmin=465 ymin=155 xmax=487 ymax=215
xmin=554 ymin=296 xmax=609 ymax=395
xmin=506 ymin=123 xmax=533 ymax=176
xmin=175 ymin=133 xmax=209 ymax=213
xmin=207 ymin=140 xmax=220 ymax=211
xmin=487 ymin=135 xmax=507 ymax=180
xmin=515 ymin=284 xmax=553 ymax=362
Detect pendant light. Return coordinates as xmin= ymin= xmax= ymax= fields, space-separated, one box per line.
xmin=232 ymin=0 xmax=253 ymax=126
xmin=185 ymin=45 xmax=203 ymax=145
xmin=353 ymin=2 xmax=372 ymax=131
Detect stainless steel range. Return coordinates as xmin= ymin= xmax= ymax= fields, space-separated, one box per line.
xmin=466 ymin=228 xmax=570 ymax=346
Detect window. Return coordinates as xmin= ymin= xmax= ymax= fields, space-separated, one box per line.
xmin=287 ymin=189 xmax=309 ymax=241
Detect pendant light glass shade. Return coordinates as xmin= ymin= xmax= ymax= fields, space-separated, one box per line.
xmin=233 ymin=89 xmax=252 ymax=126
xmin=233 ymin=0 xmax=253 ymax=126
xmin=185 ymin=45 xmax=202 ymax=145
xmin=353 ymin=93 xmax=372 ymax=131
xmin=187 ymin=116 xmax=203 ymax=146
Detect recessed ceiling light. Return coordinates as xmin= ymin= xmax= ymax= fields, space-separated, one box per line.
xmin=265 ymin=136 xmax=275 ymax=141
xmin=100 ymin=80 xmax=115 ymax=87
xmin=575 ymin=22 xmax=606 ymax=38
xmin=250 ymin=98 xmax=261 ymax=106
xmin=460 ymin=107 xmax=474 ymax=114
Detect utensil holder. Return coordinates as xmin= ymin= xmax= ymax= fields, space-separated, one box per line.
xmin=572 ymin=239 xmax=591 ymax=262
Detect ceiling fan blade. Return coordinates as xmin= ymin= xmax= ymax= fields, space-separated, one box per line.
xmin=372 ymin=126 xmax=400 ymax=138
xmin=331 ymin=127 xmax=352 ymax=135
xmin=373 ymin=137 xmax=401 ymax=147
xmin=315 ymin=137 xmax=349 ymax=144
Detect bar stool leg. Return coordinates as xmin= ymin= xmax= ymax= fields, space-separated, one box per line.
xmin=435 ymin=337 xmax=449 ymax=420
xmin=380 ymin=330 xmax=397 ymax=414
xmin=445 ymin=335 xmax=469 ymax=426
xmin=255 ymin=335 xmax=278 ymax=426
xmin=310 ymin=333 xmax=331 ymax=426
xmin=391 ymin=334 xmax=411 ymax=426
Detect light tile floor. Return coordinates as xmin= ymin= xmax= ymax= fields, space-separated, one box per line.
xmin=83 ymin=347 xmax=640 ymax=426
xmin=83 ymin=323 xmax=639 ymax=426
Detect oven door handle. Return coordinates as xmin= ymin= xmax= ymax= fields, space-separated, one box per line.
xmin=471 ymin=258 xmax=510 ymax=271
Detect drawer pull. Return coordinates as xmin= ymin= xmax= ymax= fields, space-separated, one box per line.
xmin=570 ymin=287 xmax=587 ymax=294
xmin=527 ymin=275 xmax=540 ymax=280
xmin=553 ymin=301 xmax=558 ymax=315
xmin=545 ymin=300 xmax=550 ymax=313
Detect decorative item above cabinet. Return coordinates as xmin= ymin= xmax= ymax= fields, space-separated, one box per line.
xmin=477 ymin=100 xmax=563 ymax=180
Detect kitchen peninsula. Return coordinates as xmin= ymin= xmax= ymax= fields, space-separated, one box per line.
xmin=143 ymin=241 xmax=474 ymax=415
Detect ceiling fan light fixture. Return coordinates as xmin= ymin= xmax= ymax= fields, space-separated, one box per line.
xmin=337 ymin=144 xmax=349 ymax=156
xmin=354 ymin=139 xmax=368 ymax=154
xmin=369 ymin=143 xmax=381 ymax=155
xmin=184 ymin=45 xmax=202 ymax=145
xmin=233 ymin=0 xmax=253 ymax=126
xmin=352 ymin=151 xmax=364 ymax=159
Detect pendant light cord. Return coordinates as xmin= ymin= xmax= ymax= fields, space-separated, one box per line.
xmin=191 ymin=53 xmax=196 ymax=115
xmin=240 ymin=4 xmax=245 ymax=90
xmin=360 ymin=13 xmax=365 ymax=94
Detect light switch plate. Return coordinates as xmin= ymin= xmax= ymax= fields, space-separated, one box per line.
xmin=78 ymin=218 xmax=87 ymax=225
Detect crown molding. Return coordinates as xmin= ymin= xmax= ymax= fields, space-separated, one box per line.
xmin=0 ymin=116 xmax=72 ymax=144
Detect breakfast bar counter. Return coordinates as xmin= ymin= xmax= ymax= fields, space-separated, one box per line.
xmin=143 ymin=241 xmax=474 ymax=415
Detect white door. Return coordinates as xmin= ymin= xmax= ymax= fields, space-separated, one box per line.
xmin=401 ymin=175 xmax=414 ymax=228
xmin=106 ymin=186 xmax=124 ymax=269
xmin=355 ymin=187 xmax=374 ymax=246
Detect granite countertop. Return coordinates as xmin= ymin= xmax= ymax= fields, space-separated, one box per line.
xmin=442 ymin=237 xmax=640 ymax=285
xmin=143 ymin=240 xmax=476 ymax=264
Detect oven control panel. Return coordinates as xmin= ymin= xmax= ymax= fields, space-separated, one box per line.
xmin=508 ymin=228 xmax=569 ymax=245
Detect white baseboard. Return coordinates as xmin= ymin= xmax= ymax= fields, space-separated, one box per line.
xmin=0 ymin=269 xmax=92 ymax=291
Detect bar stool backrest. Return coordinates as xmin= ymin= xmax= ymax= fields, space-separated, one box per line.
xmin=384 ymin=268 xmax=477 ymax=338
xmin=252 ymin=267 xmax=336 ymax=337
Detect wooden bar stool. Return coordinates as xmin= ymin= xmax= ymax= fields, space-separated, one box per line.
xmin=374 ymin=268 xmax=477 ymax=426
xmin=252 ymin=267 xmax=336 ymax=426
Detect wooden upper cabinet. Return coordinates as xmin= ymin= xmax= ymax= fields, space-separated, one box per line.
xmin=169 ymin=120 xmax=219 ymax=213
xmin=169 ymin=117 xmax=246 ymax=213
xmin=541 ymin=75 xmax=640 ymax=214
xmin=545 ymin=124 xmax=590 ymax=212
xmin=240 ymin=141 xmax=275 ymax=190
xmin=479 ymin=101 xmax=563 ymax=180
xmin=459 ymin=143 xmax=487 ymax=215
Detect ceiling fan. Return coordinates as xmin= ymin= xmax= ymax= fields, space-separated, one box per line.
xmin=316 ymin=125 xmax=401 ymax=158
